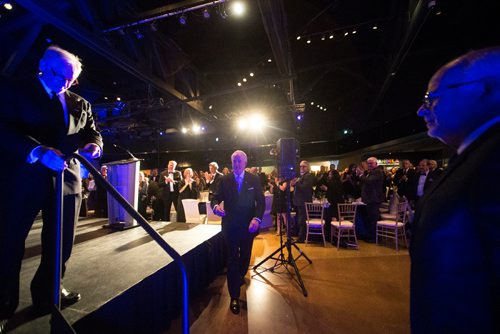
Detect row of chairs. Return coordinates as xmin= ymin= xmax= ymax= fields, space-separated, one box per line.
xmin=304 ymin=201 xmax=410 ymax=251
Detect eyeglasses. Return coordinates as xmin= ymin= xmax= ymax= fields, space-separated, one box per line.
xmin=50 ymin=68 xmax=78 ymax=86
xmin=422 ymin=79 xmax=483 ymax=109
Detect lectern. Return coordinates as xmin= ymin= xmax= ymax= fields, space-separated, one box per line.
xmin=105 ymin=158 xmax=140 ymax=229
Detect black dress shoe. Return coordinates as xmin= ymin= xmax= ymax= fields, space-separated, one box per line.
xmin=60 ymin=288 xmax=81 ymax=307
xmin=229 ymin=299 xmax=240 ymax=314
xmin=33 ymin=288 xmax=81 ymax=313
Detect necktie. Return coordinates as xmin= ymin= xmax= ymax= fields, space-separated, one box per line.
xmin=237 ymin=175 xmax=242 ymax=192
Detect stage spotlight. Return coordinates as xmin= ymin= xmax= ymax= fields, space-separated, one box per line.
xmin=296 ymin=36 xmax=301 ymax=40
xmin=181 ymin=127 xmax=188 ymax=134
xmin=179 ymin=14 xmax=187 ymax=25
xmin=249 ymin=72 xmax=254 ymax=77
xmin=238 ymin=119 xmax=248 ymax=130
xmin=231 ymin=1 xmax=246 ymax=16
xmin=296 ymin=114 xmax=303 ymax=121
xmin=208 ymin=105 xmax=213 ymax=109
xmin=242 ymin=78 xmax=247 ymax=82
xmin=192 ymin=124 xmax=201 ymax=133
xmin=237 ymin=82 xmax=242 ymax=86
xmin=249 ymin=114 xmax=266 ymax=127
xmin=216 ymin=137 xmax=219 ymax=142
xmin=329 ymin=34 xmax=334 ymax=39
xmin=4 ymin=3 xmax=13 ymax=10
xmin=310 ymin=101 xmax=314 ymax=105
xmin=116 ymin=97 xmax=121 ymax=101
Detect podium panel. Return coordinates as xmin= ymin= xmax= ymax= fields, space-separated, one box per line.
xmin=106 ymin=159 xmax=140 ymax=229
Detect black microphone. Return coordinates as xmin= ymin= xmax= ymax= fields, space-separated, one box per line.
xmin=113 ymin=144 xmax=139 ymax=160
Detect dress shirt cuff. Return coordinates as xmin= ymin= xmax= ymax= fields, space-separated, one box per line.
xmin=252 ymin=217 xmax=262 ymax=224
xmin=27 ymin=145 xmax=43 ymax=164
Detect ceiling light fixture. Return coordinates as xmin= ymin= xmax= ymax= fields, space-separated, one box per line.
xmin=249 ymin=72 xmax=254 ymax=77
xmin=179 ymin=14 xmax=187 ymax=25
xmin=3 ymin=3 xmax=13 ymax=10
xmin=202 ymin=8 xmax=210 ymax=19
xmin=329 ymin=34 xmax=334 ymax=39
xmin=296 ymin=36 xmax=301 ymax=40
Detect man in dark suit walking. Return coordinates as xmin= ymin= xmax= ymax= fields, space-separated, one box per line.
xmin=211 ymin=150 xmax=265 ymax=314
xmin=412 ymin=47 xmax=500 ymax=333
xmin=0 ymin=46 xmax=103 ymax=327
xmin=159 ymin=160 xmax=182 ymax=221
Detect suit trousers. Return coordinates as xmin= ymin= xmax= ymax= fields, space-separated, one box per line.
xmin=364 ymin=202 xmax=381 ymax=240
xmin=224 ymin=231 xmax=255 ymax=299
xmin=296 ymin=205 xmax=307 ymax=241
xmin=162 ymin=191 xmax=178 ymax=221
xmin=0 ymin=183 xmax=80 ymax=318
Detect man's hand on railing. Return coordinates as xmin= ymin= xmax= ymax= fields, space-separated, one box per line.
xmin=35 ymin=146 xmax=68 ymax=172
xmin=80 ymin=143 xmax=102 ymax=159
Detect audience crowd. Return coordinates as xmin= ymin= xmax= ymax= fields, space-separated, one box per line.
xmin=81 ymin=157 xmax=444 ymax=243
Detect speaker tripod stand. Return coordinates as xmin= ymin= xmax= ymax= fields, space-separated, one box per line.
xmin=252 ymin=180 xmax=311 ymax=296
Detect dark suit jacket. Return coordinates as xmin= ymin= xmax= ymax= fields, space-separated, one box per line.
xmin=158 ymin=169 xmax=182 ymax=195
xmin=0 ymin=76 xmax=103 ymax=197
xmin=394 ymin=167 xmax=417 ymax=200
xmin=292 ymin=172 xmax=315 ymax=206
xmin=207 ymin=171 xmax=223 ymax=200
xmin=410 ymin=124 xmax=500 ymax=333
xmin=211 ymin=172 xmax=265 ymax=237
xmin=360 ymin=168 xmax=385 ymax=204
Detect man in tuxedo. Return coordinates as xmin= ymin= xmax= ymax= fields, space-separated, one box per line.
xmin=412 ymin=47 xmax=500 ymax=333
xmin=211 ymin=150 xmax=264 ymax=314
xmin=291 ymin=160 xmax=315 ymax=243
xmin=414 ymin=159 xmax=436 ymax=202
xmin=159 ymin=160 xmax=182 ymax=221
xmin=393 ymin=159 xmax=416 ymax=202
xmin=205 ymin=161 xmax=223 ymax=201
xmin=359 ymin=157 xmax=385 ymax=242
xmin=0 ymin=46 xmax=103 ymax=326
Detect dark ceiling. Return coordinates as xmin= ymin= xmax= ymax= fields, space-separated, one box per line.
xmin=1 ymin=0 xmax=500 ymax=167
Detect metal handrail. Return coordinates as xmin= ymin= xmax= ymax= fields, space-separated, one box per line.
xmin=54 ymin=153 xmax=189 ymax=334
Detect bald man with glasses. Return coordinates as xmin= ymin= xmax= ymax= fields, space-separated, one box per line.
xmin=412 ymin=47 xmax=500 ymax=333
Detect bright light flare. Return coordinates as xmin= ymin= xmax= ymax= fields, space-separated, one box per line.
xmin=231 ymin=1 xmax=245 ymax=16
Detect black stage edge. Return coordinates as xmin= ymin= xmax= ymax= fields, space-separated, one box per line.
xmin=10 ymin=218 xmax=225 ymax=334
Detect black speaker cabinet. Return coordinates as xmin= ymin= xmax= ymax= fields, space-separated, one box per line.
xmin=276 ymin=138 xmax=299 ymax=180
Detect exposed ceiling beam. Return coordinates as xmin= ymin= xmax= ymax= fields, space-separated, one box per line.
xmin=16 ymin=0 xmax=205 ymax=114
xmin=257 ymin=0 xmax=295 ymax=104
xmin=1 ymin=23 xmax=43 ymax=75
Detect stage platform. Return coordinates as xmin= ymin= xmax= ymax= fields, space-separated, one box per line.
xmin=6 ymin=218 xmax=225 ymax=333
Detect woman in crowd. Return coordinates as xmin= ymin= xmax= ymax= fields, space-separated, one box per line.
xmin=138 ymin=171 xmax=149 ymax=218
xmin=271 ymin=175 xmax=288 ymax=236
xmin=341 ymin=163 xmax=360 ymax=201
xmin=176 ymin=168 xmax=200 ymax=222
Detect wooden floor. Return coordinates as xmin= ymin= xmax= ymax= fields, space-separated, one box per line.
xmin=177 ymin=231 xmax=411 ymax=334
